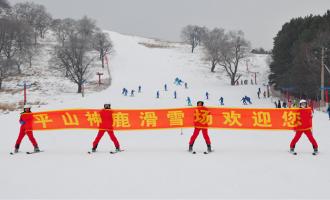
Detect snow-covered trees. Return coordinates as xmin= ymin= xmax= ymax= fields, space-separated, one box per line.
xmin=92 ymin=31 xmax=113 ymax=68
xmin=12 ymin=2 xmax=52 ymax=44
xmin=181 ymin=25 xmax=207 ymax=53
xmin=0 ymin=1 xmax=52 ymax=89
xmin=202 ymin=29 xmax=250 ymax=85
xmin=217 ymin=30 xmax=251 ymax=85
xmin=51 ymin=16 xmax=101 ymax=93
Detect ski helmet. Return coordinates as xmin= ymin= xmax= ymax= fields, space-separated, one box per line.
xmin=23 ymin=105 xmax=31 ymax=112
xmin=104 ymin=103 xmax=111 ymax=109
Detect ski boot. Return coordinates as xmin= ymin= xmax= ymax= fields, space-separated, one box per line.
xmin=92 ymin=144 xmax=98 ymax=152
xmin=313 ymin=148 xmax=318 ymax=155
xmin=188 ymin=145 xmax=193 ymax=152
xmin=14 ymin=144 xmax=20 ymax=153
xmin=207 ymin=144 xmax=212 ymax=153
xmin=115 ymin=147 xmax=121 ymax=152
xmin=34 ymin=146 xmax=40 ymax=152
xmin=290 ymin=148 xmax=297 ymax=155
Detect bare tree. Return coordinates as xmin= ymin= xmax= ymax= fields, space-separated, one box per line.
xmin=202 ymin=28 xmax=226 ymax=72
xmin=51 ymin=17 xmax=97 ymax=93
xmin=1 ymin=18 xmax=34 ymax=74
xmin=92 ymin=31 xmax=113 ymax=68
xmin=218 ymin=30 xmax=251 ymax=85
xmin=12 ymin=2 xmax=52 ymax=44
xmin=181 ymin=25 xmax=207 ymax=53
xmin=51 ymin=18 xmax=76 ymax=47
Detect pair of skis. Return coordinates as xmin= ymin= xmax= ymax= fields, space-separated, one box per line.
xmin=87 ymin=149 xmax=124 ymax=154
xmin=10 ymin=150 xmax=44 ymax=155
xmin=289 ymin=150 xmax=318 ymax=156
xmin=190 ymin=150 xmax=212 ymax=154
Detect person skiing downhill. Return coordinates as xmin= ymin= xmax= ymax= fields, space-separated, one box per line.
xmin=241 ymin=96 xmax=247 ymax=105
xmin=245 ymin=96 xmax=252 ymax=104
xmin=289 ymin=99 xmax=318 ymax=155
xmin=257 ymin=88 xmax=261 ymax=99
xmin=174 ymin=91 xmax=177 ymax=99
xmin=186 ymin=97 xmax=192 ymax=106
xmin=219 ymin=97 xmax=224 ymax=105
xmin=164 ymin=84 xmax=167 ymax=91
xmin=91 ymin=104 xmax=121 ymax=152
xmin=188 ymin=101 xmax=212 ymax=153
xmin=14 ymin=105 xmax=40 ymax=153
xmin=156 ymin=91 xmax=160 ymax=98
xmin=138 ymin=85 xmax=141 ymax=93
xmin=130 ymin=90 xmax=135 ymax=97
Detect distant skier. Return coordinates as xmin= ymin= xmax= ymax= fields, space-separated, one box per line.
xmin=184 ymin=82 xmax=188 ymax=89
xmin=277 ymin=100 xmax=281 ymax=108
xmin=257 ymin=88 xmax=261 ymax=99
xmin=130 ymin=89 xmax=135 ymax=97
xmin=282 ymin=102 xmax=287 ymax=108
xmin=156 ymin=91 xmax=160 ymax=99
xmin=174 ymin=77 xmax=179 ymax=85
xmin=206 ymin=92 xmax=209 ymax=100
xmin=189 ymin=101 xmax=212 ymax=153
xmin=178 ymin=79 xmax=183 ymax=85
xmin=124 ymin=88 xmax=128 ymax=96
xmin=289 ymin=99 xmax=318 ymax=155
xmin=241 ymin=96 xmax=247 ymax=105
xmin=14 ymin=105 xmax=40 ymax=153
xmin=186 ymin=97 xmax=192 ymax=106
xmin=263 ymin=91 xmax=267 ymax=98
xmin=122 ymin=88 xmax=126 ymax=95
xmin=245 ymin=96 xmax=252 ymax=104
xmin=174 ymin=91 xmax=177 ymax=99
xmin=164 ymin=84 xmax=167 ymax=91
xmin=91 ymin=104 xmax=121 ymax=153
xmin=138 ymin=85 xmax=141 ymax=93
xmin=327 ymin=105 xmax=330 ymax=120
xmin=219 ymin=97 xmax=224 ymax=105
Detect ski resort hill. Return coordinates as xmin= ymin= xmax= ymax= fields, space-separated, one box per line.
xmin=0 ymin=31 xmax=329 ymax=199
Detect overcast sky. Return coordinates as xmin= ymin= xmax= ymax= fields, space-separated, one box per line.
xmin=9 ymin=0 xmax=330 ymax=49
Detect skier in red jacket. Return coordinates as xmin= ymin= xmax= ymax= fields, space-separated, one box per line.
xmin=290 ymin=99 xmax=318 ymax=155
xmin=14 ymin=105 xmax=40 ymax=153
xmin=188 ymin=101 xmax=212 ymax=153
xmin=91 ymin=104 xmax=121 ymax=152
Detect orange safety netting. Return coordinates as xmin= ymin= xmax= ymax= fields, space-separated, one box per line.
xmin=20 ymin=107 xmax=312 ymax=131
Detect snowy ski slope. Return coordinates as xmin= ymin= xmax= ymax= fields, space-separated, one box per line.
xmin=0 ymin=31 xmax=329 ymax=199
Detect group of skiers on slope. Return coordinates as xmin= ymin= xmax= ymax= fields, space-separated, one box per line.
xmin=257 ymin=88 xmax=268 ymax=99
xmin=122 ymin=86 xmax=142 ymax=97
xmin=14 ymin=100 xmax=319 ymax=155
xmin=122 ymin=79 xmax=230 ymax=107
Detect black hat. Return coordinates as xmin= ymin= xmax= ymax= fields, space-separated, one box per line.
xmin=104 ymin=104 xmax=111 ymax=109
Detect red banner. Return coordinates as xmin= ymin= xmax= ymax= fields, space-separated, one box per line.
xmin=20 ymin=107 xmax=312 ymax=131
